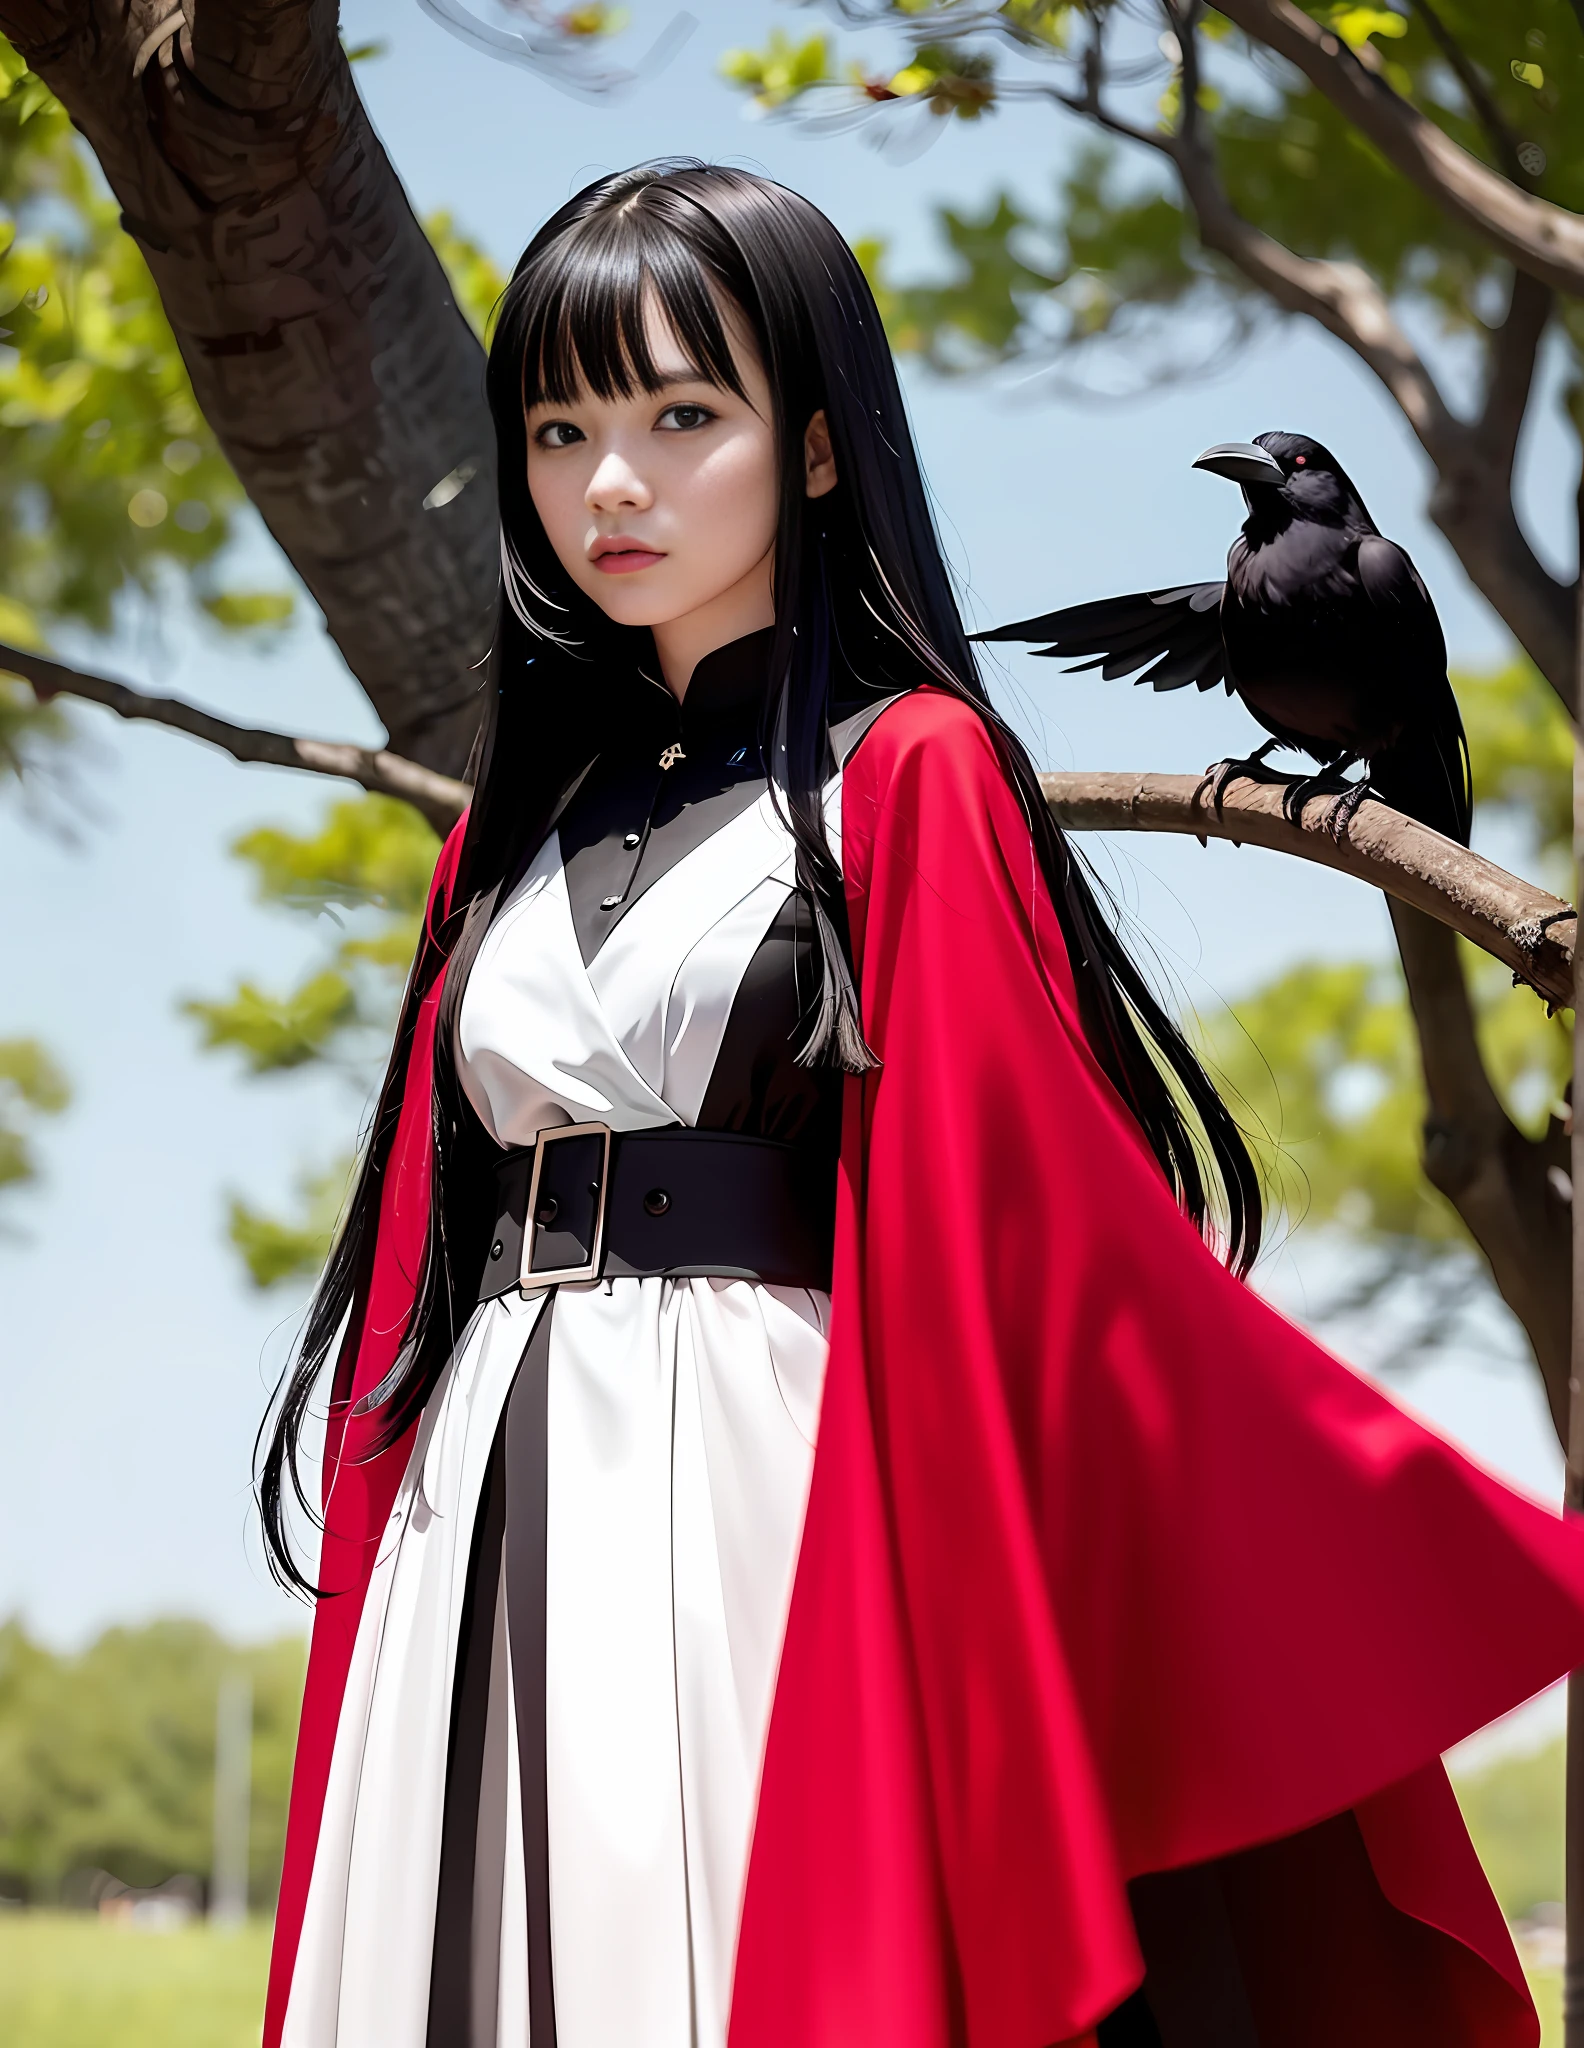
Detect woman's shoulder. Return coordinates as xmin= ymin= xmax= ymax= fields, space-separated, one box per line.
xmin=836 ymin=687 xmax=1029 ymax=893
xmin=844 ymin=684 xmax=1001 ymax=783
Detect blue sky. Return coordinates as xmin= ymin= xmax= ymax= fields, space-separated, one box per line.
xmin=0 ymin=0 xmax=1570 ymax=1648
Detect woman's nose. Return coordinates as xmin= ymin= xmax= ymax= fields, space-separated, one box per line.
xmin=586 ymin=449 xmax=651 ymax=514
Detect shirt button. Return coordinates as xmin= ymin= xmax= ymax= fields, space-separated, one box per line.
xmin=622 ymin=832 xmax=640 ymax=849
xmin=601 ymin=894 xmax=620 ymax=910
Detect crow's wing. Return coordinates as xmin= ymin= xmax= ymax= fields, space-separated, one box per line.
xmin=1371 ymin=710 xmax=1473 ymax=845
xmin=1356 ymin=536 xmax=1471 ymax=844
xmin=1355 ymin=537 xmax=1449 ymax=671
xmin=973 ymin=583 xmax=1228 ymax=693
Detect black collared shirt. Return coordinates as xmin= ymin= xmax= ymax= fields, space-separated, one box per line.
xmin=551 ymin=628 xmax=842 ymax=1154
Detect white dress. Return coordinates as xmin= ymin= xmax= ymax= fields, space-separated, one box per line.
xmin=283 ymin=644 xmax=873 ymax=2048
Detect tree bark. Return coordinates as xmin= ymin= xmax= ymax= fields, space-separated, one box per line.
xmin=1432 ymin=266 xmax=1576 ymax=715
xmin=0 ymin=0 xmax=500 ymax=775
xmin=9 ymin=641 xmax=470 ymax=826
xmin=1041 ymin=768 xmax=1577 ymax=1005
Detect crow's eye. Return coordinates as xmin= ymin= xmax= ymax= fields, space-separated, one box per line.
xmin=1293 ymin=454 xmax=1307 ymax=467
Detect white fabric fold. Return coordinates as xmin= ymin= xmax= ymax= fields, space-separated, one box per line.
xmin=288 ymin=768 xmax=844 ymax=2048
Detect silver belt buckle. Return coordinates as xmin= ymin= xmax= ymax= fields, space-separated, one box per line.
xmin=520 ymin=1121 xmax=612 ymax=1291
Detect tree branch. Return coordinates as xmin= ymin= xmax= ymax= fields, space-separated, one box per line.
xmin=5 ymin=643 xmax=471 ymax=827
xmin=1426 ymin=264 xmax=1577 ymax=717
xmin=1164 ymin=12 xmax=1457 ymax=457
xmin=1215 ymin=0 xmax=1584 ymax=300
xmin=21 ymin=648 xmax=1575 ymax=1004
xmin=1041 ymin=770 xmax=1576 ymax=1006
xmin=1474 ymin=267 xmax=1553 ymax=475
xmin=1405 ymin=0 xmax=1528 ymax=185
xmin=1387 ymin=899 xmax=1571 ymax=1443
xmin=0 ymin=0 xmax=499 ymax=777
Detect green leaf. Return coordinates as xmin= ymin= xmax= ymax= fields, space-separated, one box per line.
xmin=229 ymin=793 xmax=440 ymax=917
xmin=719 ymin=30 xmax=831 ymax=107
xmin=190 ymin=794 xmax=444 ymax=1284
xmin=183 ymin=972 xmax=358 ymax=1074
xmin=12 ymin=76 xmax=57 ymax=125
xmin=561 ymin=4 xmax=629 ymax=34
xmin=0 ymin=1034 xmax=69 ymax=1196
xmin=866 ymin=150 xmax=1203 ymax=372
xmin=1456 ymin=656 xmax=1571 ymax=878
xmin=199 ymin=590 xmax=295 ymax=631
xmin=1321 ymin=5 xmax=1409 ymax=50
xmin=227 ymin=1161 xmax=351 ymax=1289
xmin=997 ymin=0 xmax=1073 ymax=50
xmin=424 ymin=210 xmax=509 ymax=344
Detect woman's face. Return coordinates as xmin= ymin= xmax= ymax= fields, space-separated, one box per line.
xmin=524 ymin=293 xmax=834 ymax=695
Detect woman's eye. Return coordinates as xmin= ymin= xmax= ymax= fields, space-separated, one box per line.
xmin=657 ymin=403 xmax=714 ymax=432
xmin=535 ymin=420 xmax=583 ymax=449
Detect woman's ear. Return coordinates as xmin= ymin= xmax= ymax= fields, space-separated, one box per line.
xmin=804 ymin=409 xmax=838 ymax=499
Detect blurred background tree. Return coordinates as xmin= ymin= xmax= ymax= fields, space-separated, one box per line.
xmin=719 ymin=0 xmax=1584 ymax=1433
xmin=0 ymin=1608 xmax=1557 ymax=1944
xmin=0 ymin=1618 xmax=303 ymax=1906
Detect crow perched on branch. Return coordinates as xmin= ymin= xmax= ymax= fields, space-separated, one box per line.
xmin=977 ymin=432 xmax=1472 ymax=845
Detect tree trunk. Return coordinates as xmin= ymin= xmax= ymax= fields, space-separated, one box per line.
xmin=0 ymin=0 xmax=499 ymax=775
xmin=1388 ymin=898 xmax=1572 ymax=1443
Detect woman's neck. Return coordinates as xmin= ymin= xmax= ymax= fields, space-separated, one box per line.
xmin=649 ymin=552 xmax=775 ymax=701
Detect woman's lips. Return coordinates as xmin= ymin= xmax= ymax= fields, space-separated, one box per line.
xmin=592 ymin=545 xmax=666 ymax=575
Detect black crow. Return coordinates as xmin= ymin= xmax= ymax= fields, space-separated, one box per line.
xmin=977 ymin=432 xmax=1472 ymax=845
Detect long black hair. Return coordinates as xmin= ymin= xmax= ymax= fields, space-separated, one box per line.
xmin=258 ymin=161 xmax=1262 ymax=1596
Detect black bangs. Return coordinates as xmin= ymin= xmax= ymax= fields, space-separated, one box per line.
xmin=517 ymin=204 xmax=749 ymax=411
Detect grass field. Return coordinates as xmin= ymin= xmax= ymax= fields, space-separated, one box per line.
xmin=0 ymin=1911 xmax=1563 ymax=2047
xmin=0 ymin=1912 xmax=271 ymax=2048
xmin=1535 ymin=1970 xmax=1561 ymax=2045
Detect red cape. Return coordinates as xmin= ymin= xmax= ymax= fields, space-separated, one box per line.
xmin=267 ymin=692 xmax=1584 ymax=2048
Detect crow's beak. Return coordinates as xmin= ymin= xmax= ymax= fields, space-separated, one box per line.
xmin=1192 ymin=441 xmax=1287 ymax=487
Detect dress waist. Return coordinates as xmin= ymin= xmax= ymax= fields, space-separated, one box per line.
xmin=479 ymin=1125 xmax=836 ymax=1301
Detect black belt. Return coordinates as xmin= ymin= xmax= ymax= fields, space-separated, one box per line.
xmin=478 ymin=1123 xmax=836 ymax=1300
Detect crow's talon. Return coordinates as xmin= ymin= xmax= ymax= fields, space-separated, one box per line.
xmin=1194 ymin=741 xmax=1285 ymax=817
xmin=1281 ymin=767 xmax=1355 ymax=830
xmin=1323 ymin=778 xmax=1372 ymax=843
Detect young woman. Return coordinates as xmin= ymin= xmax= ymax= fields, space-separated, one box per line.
xmin=262 ymin=163 xmax=1584 ymax=2048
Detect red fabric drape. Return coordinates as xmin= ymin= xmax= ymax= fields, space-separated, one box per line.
xmin=729 ymin=690 xmax=1583 ymax=2048
xmin=267 ymin=695 xmax=1584 ymax=2047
